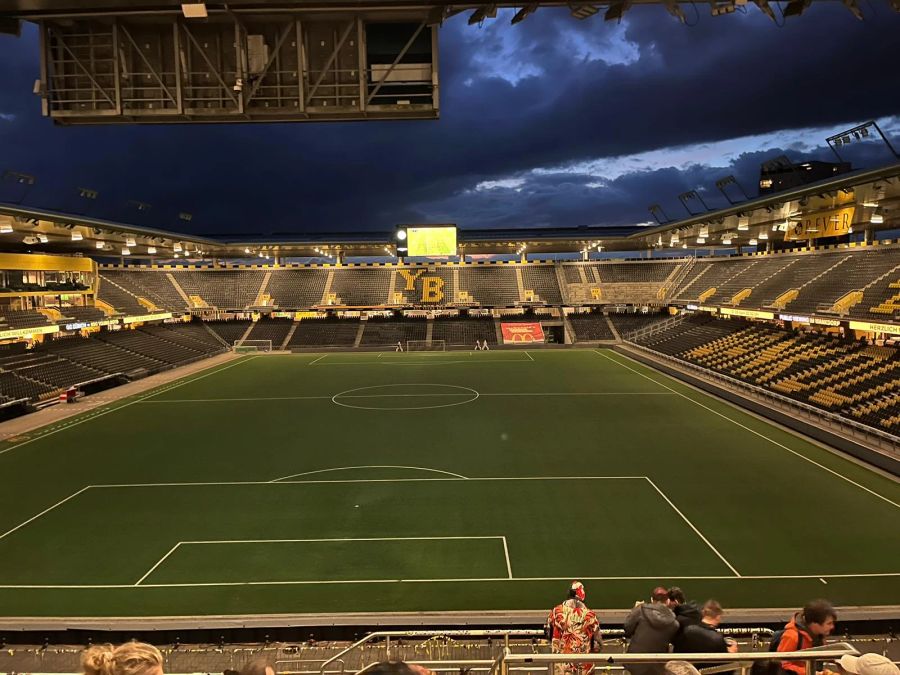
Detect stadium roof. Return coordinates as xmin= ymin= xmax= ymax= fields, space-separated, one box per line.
xmin=0 ymin=160 xmax=898 ymax=260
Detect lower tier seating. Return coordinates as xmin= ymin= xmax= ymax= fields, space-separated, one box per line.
xmin=567 ymin=312 xmax=615 ymax=341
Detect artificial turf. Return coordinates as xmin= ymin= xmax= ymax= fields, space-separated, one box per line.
xmin=0 ymin=349 xmax=897 ymax=618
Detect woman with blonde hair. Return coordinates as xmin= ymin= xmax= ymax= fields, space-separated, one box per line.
xmin=82 ymin=642 xmax=164 ymax=675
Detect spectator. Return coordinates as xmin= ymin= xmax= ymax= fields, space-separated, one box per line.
xmin=675 ymin=600 xmax=738 ymax=668
xmin=624 ymin=587 xmax=679 ymax=675
xmin=664 ymin=662 xmax=701 ymax=675
xmin=546 ymin=581 xmax=602 ymax=675
xmin=839 ymin=654 xmax=900 ymax=675
xmin=667 ymin=587 xmax=702 ymax=649
xmin=776 ymin=599 xmax=837 ymax=675
xmin=240 ymin=660 xmax=275 ymax=675
xmin=366 ymin=662 xmax=434 ymax=675
xmin=82 ymin=642 xmax=164 ymax=675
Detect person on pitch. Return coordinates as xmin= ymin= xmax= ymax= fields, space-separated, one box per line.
xmin=546 ymin=580 xmax=602 ymax=675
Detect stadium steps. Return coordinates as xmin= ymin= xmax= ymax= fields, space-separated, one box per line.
xmin=605 ymin=315 xmax=621 ymax=341
xmin=554 ymin=263 xmax=571 ymax=304
xmin=167 ymin=272 xmax=193 ymax=308
xmin=203 ymin=322 xmax=231 ymax=347
xmin=353 ymin=322 xmax=365 ymax=348
xmin=784 ymin=255 xmax=851 ymax=311
xmin=858 ymin=264 xmax=900 ymax=316
xmin=254 ymin=271 xmax=273 ymax=307
xmin=282 ymin=322 xmax=298 ymax=348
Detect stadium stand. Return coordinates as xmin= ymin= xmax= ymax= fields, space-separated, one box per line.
xmin=244 ymin=318 xmax=294 ymax=348
xmin=431 ymin=316 xmax=498 ymax=346
xmin=0 ymin=309 xmax=53 ymax=329
xmin=97 ymin=275 xmax=147 ymax=315
xmin=329 ymin=269 xmax=393 ymax=306
xmin=608 ymin=311 xmax=674 ymax=337
xmin=206 ymin=320 xmax=253 ymax=346
xmin=631 ymin=315 xmax=899 ymax=433
xmin=566 ymin=312 xmax=615 ymax=341
xmin=458 ymin=266 xmax=521 ymax=306
xmin=56 ymin=306 xmax=108 ymax=323
xmin=521 ymin=265 xmax=563 ymax=304
xmin=171 ymin=270 xmax=266 ymax=309
xmin=46 ymin=335 xmax=161 ymax=374
xmin=594 ymin=261 xmax=679 ymax=283
xmin=267 ymin=268 xmax=329 ymax=308
xmin=359 ymin=317 xmax=428 ymax=346
xmin=288 ymin=318 xmax=360 ymax=347
xmin=101 ymin=270 xmax=185 ymax=311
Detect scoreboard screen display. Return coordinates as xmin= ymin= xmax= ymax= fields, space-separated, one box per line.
xmin=408 ymin=226 xmax=457 ymax=257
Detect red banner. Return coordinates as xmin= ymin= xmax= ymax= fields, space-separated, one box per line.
xmin=500 ymin=322 xmax=545 ymax=344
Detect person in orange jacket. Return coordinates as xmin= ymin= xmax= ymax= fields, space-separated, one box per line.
xmin=777 ymin=599 xmax=837 ymax=675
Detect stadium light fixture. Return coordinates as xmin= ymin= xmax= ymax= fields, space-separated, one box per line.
xmin=511 ymin=3 xmax=538 ymax=23
xmin=174 ymin=242 xmax=183 ymax=252
xmin=870 ymin=210 xmax=884 ymax=224
xmin=759 ymin=231 xmax=769 ymax=240
xmin=147 ymin=246 xmax=157 ymax=254
xmin=37 ymin=233 xmax=48 ymax=243
xmin=244 ymin=247 xmax=251 ymax=254
xmin=737 ymin=216 xmax=750 ymax=231
xmin=125 ymin=237 xmax=136 ymax=247
xmin=696 ymin=236 xmax=706 ymax=244
xmin=181 ymin=3 xmax=208 ymax=19
xmin=0 ymin=223 xmax=12 ymax=234
xmin=396 ymin=229 xmax=407 ymax=241
xmin=749 ymin=238 xmax=758 ymax=246
xmin=96 ymin=241 xmax=105 ymax=249
xmin=121 ymin=247 xmax=131 ymax=255
xmin=70 ymin=231 xmax=83 ymax=241
xmin=722 ymin=237 xmax=732 ymax=246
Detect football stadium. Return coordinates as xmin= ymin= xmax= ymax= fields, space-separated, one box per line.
xmin=0 ymin=0 xmax=899 ymax=674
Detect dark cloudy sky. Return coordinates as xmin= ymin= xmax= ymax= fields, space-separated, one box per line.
xmin=0 ymin=5 xmax=899 ymax=239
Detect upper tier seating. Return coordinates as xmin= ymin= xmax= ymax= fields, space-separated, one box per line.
xmin=171 ymin=271 xmax=266 ymax=309
xmin=288 ymin=318 xmax=360 ymax=347
xmin=97 ymin=275 xmax=147 ymax=314
xmin=101 ymin=270 xmax=185 ymax=311
xmin=267 ymin=269 xmax=329 ymax=308
xmin=359 ymin=318 xmax=427 ymax=346
xmin=521 ymin=266 xmax=563 ymax=304
xmin=594 ymin=261 xmax=679 ymax=283
xmin=329 ymin=269 xmax=392 ymax=306
xmin=567 ymin=312 xmax=615 ymax=341
xmin=458 ymin=266 xmax=520 ymax=306
xmin=56 ymin=306 xmax=108 ymax=323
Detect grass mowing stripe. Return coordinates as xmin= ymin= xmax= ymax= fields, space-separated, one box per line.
xmin=596 ymin=349 xmax=900 ymax=510
xmin=0 ymin=355 xmax=257 ymax=459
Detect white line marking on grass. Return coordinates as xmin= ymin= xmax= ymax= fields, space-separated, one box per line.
xmin=138 ymin=392 xmax=677 ymax=404
xmin=0 ymin=486 xmax=92 ymax=542
xmin=595 ymin=350 xmax=900 ymax=511
xmin=0 ymin=356 xmax=257 ymax=459
xmin=182 ymin=535 xmax=504 ymax=543
xmin=140 ymin=396 xmax=333 ymax=403
xmin=524 ymin=351 xmax=534 ymax=361
xmin=820 ymin=578 xmax=828 ymax=584
xmin=92 ymin=476 xmax=649 ymax=489
xmin=644 ymin=477 xmax=741 ymax=578
xmin=135 ymin=542 xmax=182 ymax=586
xmin=332 ymin=384 xmax=479 ymax=410
xmin=270 ymin=465 xmax=469 ymax=482
xmin=502 ymin=536 xmax=513 ymax=579
xmin=2 ymin=572 xmax=898 ymax=589
xmin=308 ymin=354 xmax=328 ymax=365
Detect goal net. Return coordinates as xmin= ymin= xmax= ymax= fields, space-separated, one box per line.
xmin=406 ymin=339 xmax=446 ymax=352
xmin=233 ymin=339 xmax=273 ymax=353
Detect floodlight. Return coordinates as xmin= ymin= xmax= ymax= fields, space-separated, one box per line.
xmin=96 ymin=241 xmax=105 ymax=249
xmin=722 ymin=238 xmax=732 ymax=246
xmin=870 ymin=210 xmax=884 ymax=224
xmin=749 ymin=238 xmax=758 ymax=246
xmin=737 ymin=216 xmax=750 ymax=231
xmin=147 ymin=246 xmax=157 ymax=254
xmin=396 ymin=229 xmax=407 ymax=241
xmin=181 ymin=3 xmax=207 ymax=18
xmin=22 ymin=235 xmax=38 ymax=245
xmin=174 ymin=242 xmax=183 ymax=252
xmin=121 ymin=247 xmax=131 ymax=255
xmin=244 ymin=247 xmax=251 ymax=254
xmin=0 ymin=224 xmax=12 ymax=234
xmin=71 ymin=231 xmax=83 ymax=241
xmin=696 ymin=237 xmax=706 ymax=244
xmin=37 ymin=233 xmax=48 ymax=243
xmin=126 ymin=237 xmax=136 ymax=247
xmin=759 ymin=231 xmax=769 ymax=240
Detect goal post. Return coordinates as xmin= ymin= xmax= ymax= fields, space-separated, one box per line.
xmin=406 ymin=339 xmax=446 ymax=352
xmin=233 ymin=339 xmax=273 ymax=353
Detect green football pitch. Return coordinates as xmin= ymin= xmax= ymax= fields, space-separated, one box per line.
xmin=0 ymin=348 xmax=898 ymax=619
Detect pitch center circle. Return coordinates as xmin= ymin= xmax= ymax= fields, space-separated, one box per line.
xmin=331 ymin=383 xmax=480 ymax=410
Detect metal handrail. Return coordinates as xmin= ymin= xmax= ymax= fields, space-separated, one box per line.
xmin=318 ymin=630 xmax=545 ymax=675
xmin=493 ymin=643 xmax=859 ymax=675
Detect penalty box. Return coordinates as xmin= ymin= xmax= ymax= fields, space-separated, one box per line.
xmin=0 ymin=477 xmax=738 ymax=589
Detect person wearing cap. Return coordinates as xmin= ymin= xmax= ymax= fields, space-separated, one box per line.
xmin=839 ymin=654 xmax=900 ymax=675
xmin=776 ymin=599 xmax=837 ymax=675
xmin=546 ymin=581 xmax=602 ymax=675
xmin=624 ymin=587 xmax=680 ymax=675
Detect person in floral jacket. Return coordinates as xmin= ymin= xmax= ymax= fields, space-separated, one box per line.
xmin=546 ymin=581 xmax=602 ymax=675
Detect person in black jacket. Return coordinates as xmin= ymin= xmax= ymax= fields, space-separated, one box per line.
xmin=668 ymin=587 xmax=702 ymax=647
xmin=674 ymin=600 xmax=738 ymax=668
